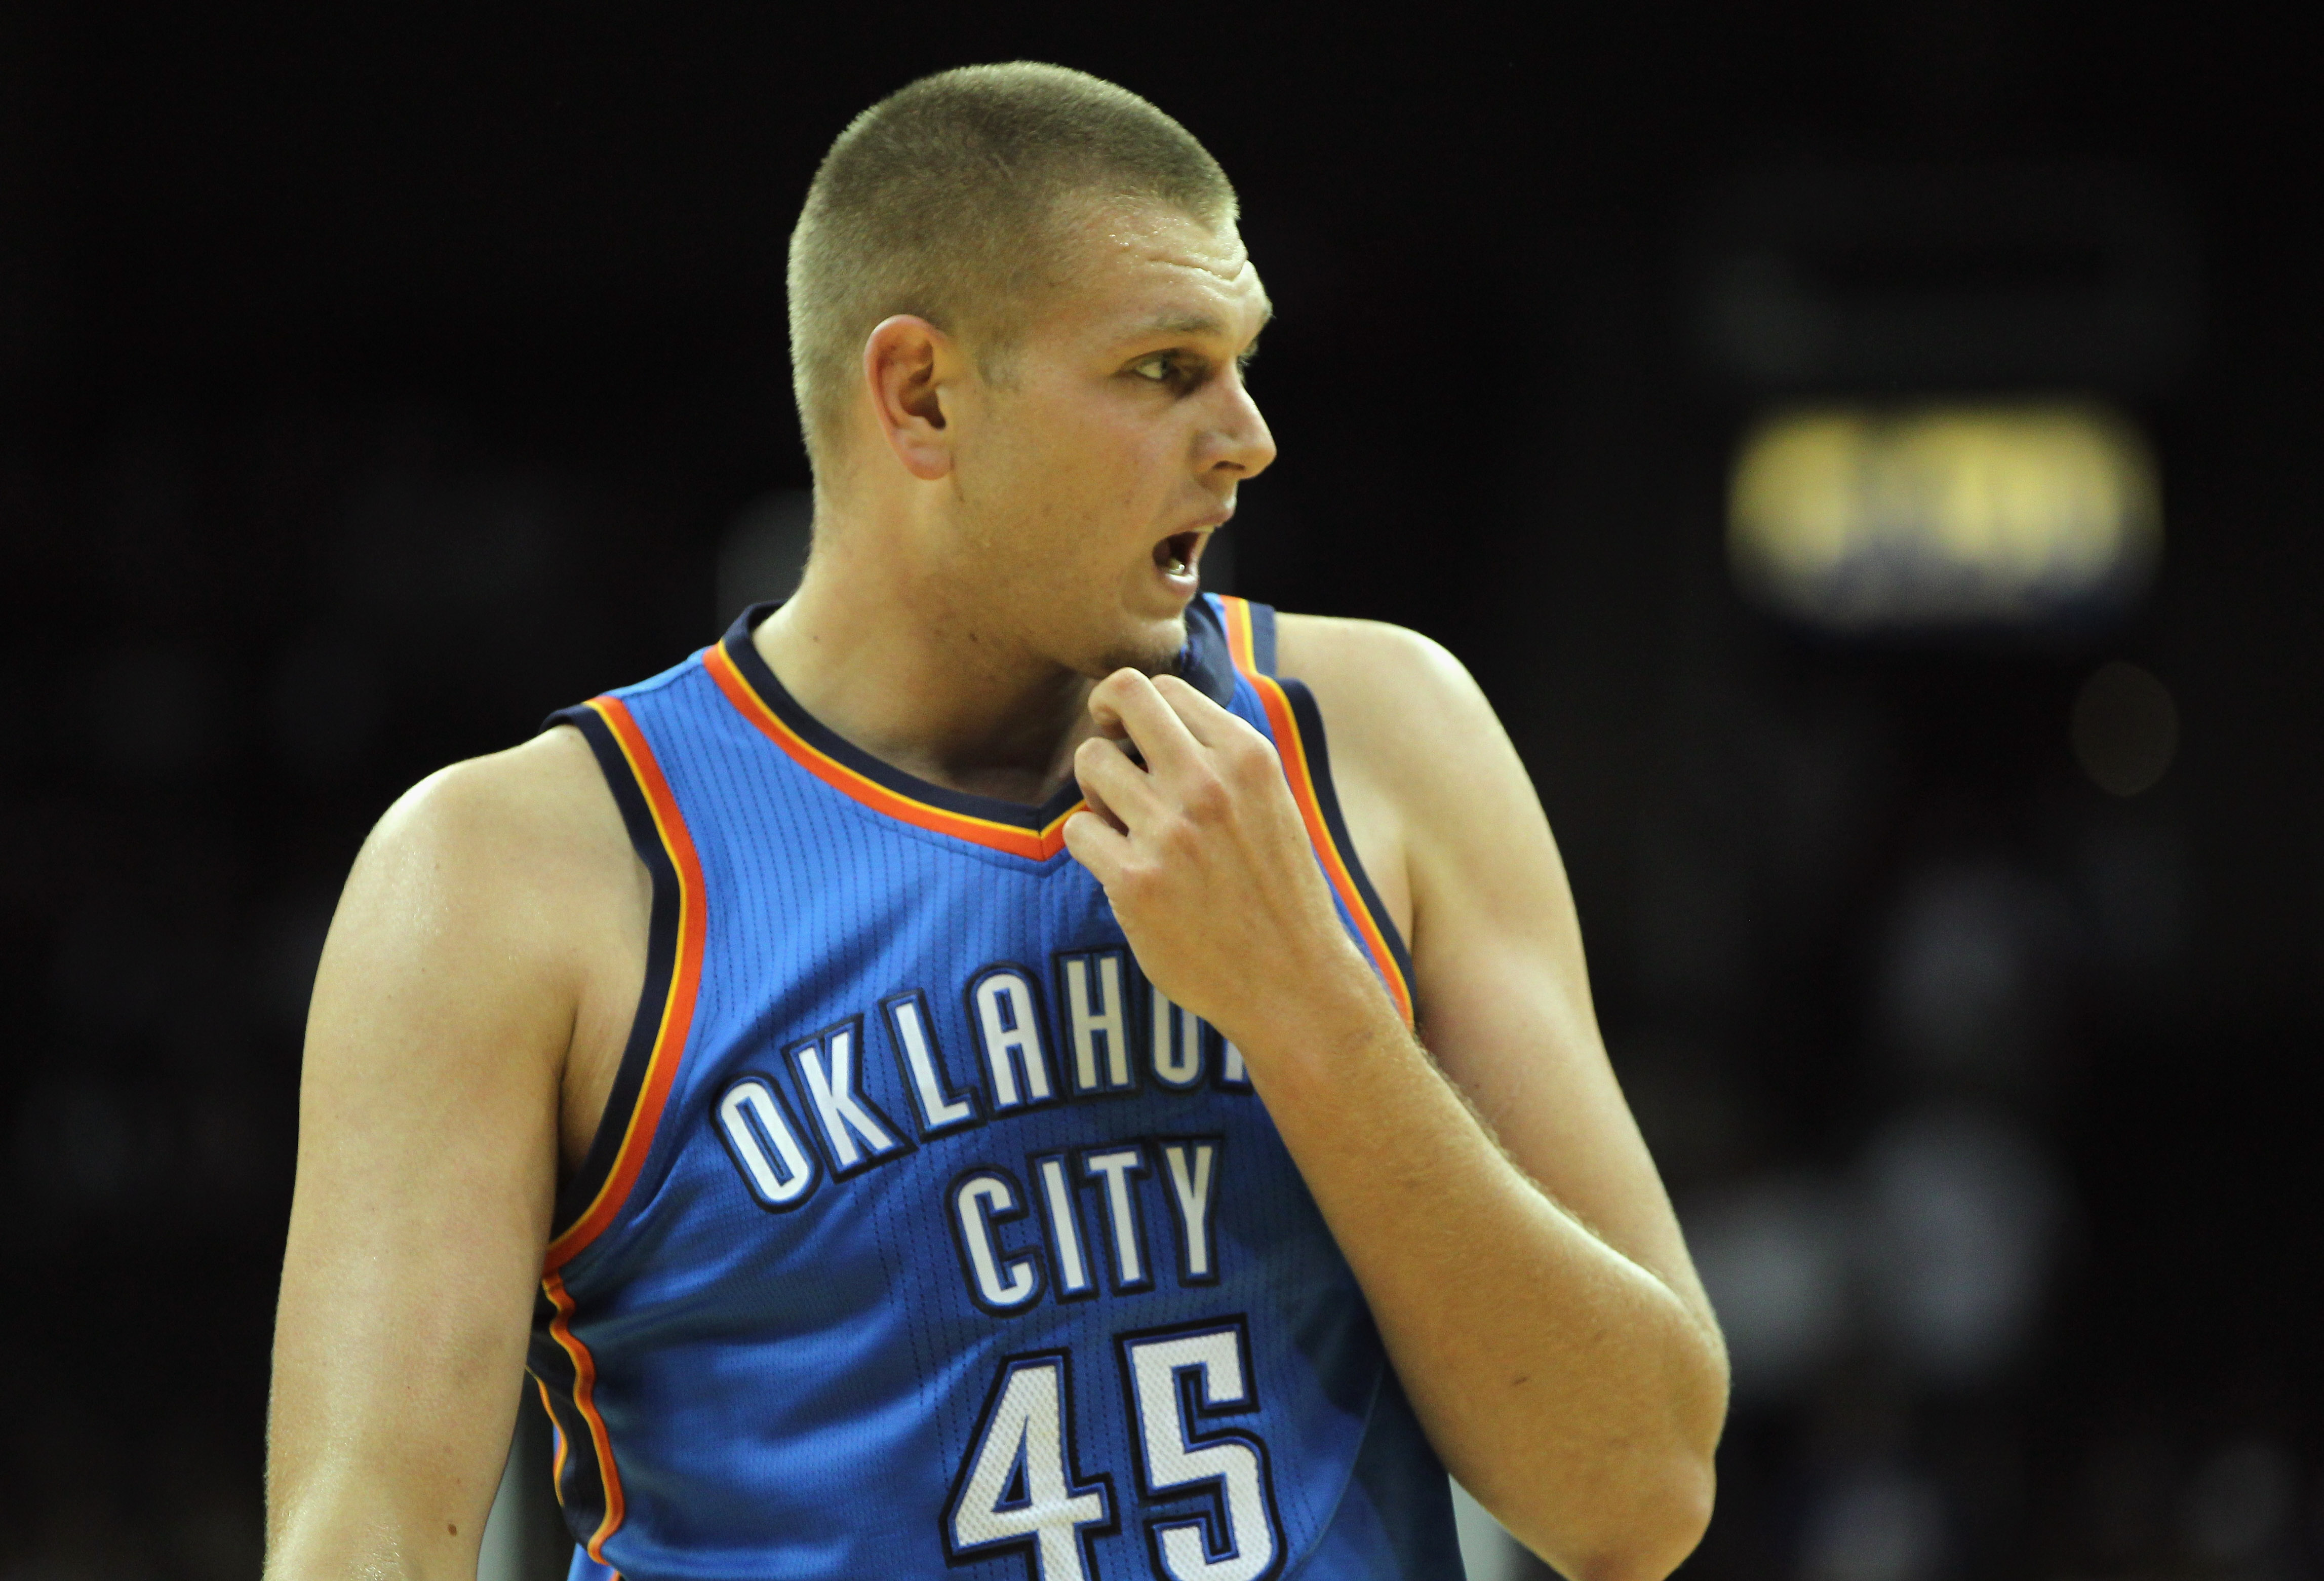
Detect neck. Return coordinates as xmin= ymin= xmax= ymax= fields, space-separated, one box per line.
xmin=750 ymin=523 xmax=1100 ymax=808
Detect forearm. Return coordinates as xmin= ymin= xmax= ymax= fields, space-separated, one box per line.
xmin=264 ymin=1467 xmax=483 ymax=1581
xmin=1241 ymin=980 xmax=1725 ymax=1579
xmin=265 ymin=1322 xmax=519 ymax=1581
xmin=266 ymin=1195 xmax=541 ymax=1581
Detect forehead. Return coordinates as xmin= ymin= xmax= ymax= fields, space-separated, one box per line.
xmin=1036 ymin=202 xmax=1270 ymax=346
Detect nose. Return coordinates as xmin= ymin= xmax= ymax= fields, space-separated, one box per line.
xmin=1203 ymin=369 xmax=1277 ymax=482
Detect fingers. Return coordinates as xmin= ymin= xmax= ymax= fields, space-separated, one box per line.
xmin=1088 ymin=670 xmax=1203 ymax=774
xmin=1074 ymin=734 xmax=1160 ymax=826
xmin=1061 ymin=807 xmax=1130 ymax=882
xmin=1074 ymin=755 xmax=1129 ymax=835
xmin=1085 ymin=698 xmax=1133 ymax=742
xmin=1146 ymin=672 xmax=1244 ymax=749
xmin=1088 ymin=668 xmax=1252 ymax=773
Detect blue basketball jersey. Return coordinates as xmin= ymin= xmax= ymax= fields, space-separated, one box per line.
xmin=531 ymin=594 xmax=1462 ymax=1581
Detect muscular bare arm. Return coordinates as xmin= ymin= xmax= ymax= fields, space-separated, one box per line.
xmin=265 ymin=728 xmax=643 ymax=1581
xmin=1283 ymin=616 xmax=1726 ymax=1570
xmin=1064 ymin=628 xmax=1726 ymax=1581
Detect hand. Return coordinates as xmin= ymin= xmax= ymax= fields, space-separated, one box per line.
xmin=1062 ymin=670 xmax=1386 ymax=1056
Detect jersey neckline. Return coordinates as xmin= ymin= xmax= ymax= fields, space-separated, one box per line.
xmin=704 ymin=598 xmax=1240 ymax=859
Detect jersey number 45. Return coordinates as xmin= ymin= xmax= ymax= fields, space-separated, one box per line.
xmin=946 ymin=1319 xmax=1282 ymax=1581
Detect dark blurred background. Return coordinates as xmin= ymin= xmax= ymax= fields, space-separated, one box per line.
xmin=3 ymin=5 xmax=2317 ymax=1579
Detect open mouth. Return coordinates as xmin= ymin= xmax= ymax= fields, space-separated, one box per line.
xmin=1153 ymin=529 xmax=1208 ymax=577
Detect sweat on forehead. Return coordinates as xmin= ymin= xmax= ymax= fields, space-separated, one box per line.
xmin=1043 ymin=203 xmax=1264 ymax=310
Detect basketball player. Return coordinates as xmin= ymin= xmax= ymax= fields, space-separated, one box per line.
xmin=266 ymin=64 xmax=1726 ymax=1581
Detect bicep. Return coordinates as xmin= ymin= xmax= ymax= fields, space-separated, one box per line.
xmin=1400 ymin=671 xmax=1713 ymax=1330
xmin=268 ymin=771 xmax=573 ymax=1570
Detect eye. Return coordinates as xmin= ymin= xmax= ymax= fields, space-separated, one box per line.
xmin=1131 ymin=353 xmax=1178 ymax=382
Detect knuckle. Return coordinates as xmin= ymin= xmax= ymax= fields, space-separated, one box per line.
xmin=1227 ymin=737 xmax=1274 ymax=783
xmin=1153 ymin=817 xmax=1196 ymax=860
xmin=1183 ymin=771 xmax=1230 ymax=821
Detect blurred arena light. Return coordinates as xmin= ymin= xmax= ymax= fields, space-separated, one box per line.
xmin=1873 ymin=860 xmax=2067 ymax=1090
xmin=2177 ymin=1439 xmax=2297 ymax=1570
xmin=1798 ymin=1466 xmax=1947 ymax=1581
xmin=1854 ymin=1104 xmax=2065 ymax=1384
xmin=1727 ymin=402 xmax=2160 ymax=633
xmin=1684 ymin=1173 xmax=1855 ymax=1402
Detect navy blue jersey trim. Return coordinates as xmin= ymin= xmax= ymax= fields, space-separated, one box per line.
xmin=721 ymin=604 xmax=1085 ymax=832
xmin=1274 ymin=679 xmax=1417 ymax=995
xmin=542 ymin=705 xmax=684 ymax=1242
xmin=526 ymin=1299 xmax=611 ymax=1548
xmin=1178 ymin=594 xmax=1242 ymax=707
xmin=719 ymin=599 xmax=1240 ymax=833
xmin=1241 ymin=598 xmax=1278 ymax=678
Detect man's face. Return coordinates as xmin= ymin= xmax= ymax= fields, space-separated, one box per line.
xmin=942 ymin=203 xmax=1276 ymax=678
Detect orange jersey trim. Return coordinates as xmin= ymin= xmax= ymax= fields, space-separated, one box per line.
xmin=537 ymin=1378 xmax=570 ymax=1501
xmin=1218 ymin=597 xmax=1416 ymax=1027
xmin=543 ymin=696 xmax=707 ymax=1272
xmin=703 ymin=639 xmax=1084 ymax=861
xmin=543 ymin=1272 xmax=626 ymax=1562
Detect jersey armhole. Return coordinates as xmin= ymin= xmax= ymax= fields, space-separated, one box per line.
xmin=1273 ymin=677 xmax=1419 ymax=1012
xmin=541 ymin=700 xmax=706 ymax=1267
xmin=1215 ymin=597 xmax=1417 ymax=1023
xmin=1244 ymin=597 xmax=1278 ymax=676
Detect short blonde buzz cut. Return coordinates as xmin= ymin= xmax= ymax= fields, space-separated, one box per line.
xmin=786 ymin=62 xmax=1239 ymax=476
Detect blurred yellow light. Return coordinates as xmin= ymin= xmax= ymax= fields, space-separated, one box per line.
xmin=1728 ymin=403 xmax=2160 ymax=630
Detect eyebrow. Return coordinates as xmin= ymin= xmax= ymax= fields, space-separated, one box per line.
xmin=1130 ymin=302 xmax=1275 ymax=340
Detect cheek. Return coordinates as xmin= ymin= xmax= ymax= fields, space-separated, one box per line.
xmin=1024 ymin=422 xmax=1158 ymax=532
xmin=962 ymin=436 xmax=1110 ymax=590
xmin=967 ymin=392 xmax=1177 ymax=570
xmin=1074 ymin=420 xmax=1183 ymax=524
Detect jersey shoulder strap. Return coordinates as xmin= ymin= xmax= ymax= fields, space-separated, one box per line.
xmin=1202 ymin=593 xmax=1415 ymax=1025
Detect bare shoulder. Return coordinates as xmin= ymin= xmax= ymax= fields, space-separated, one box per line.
xmin=1272 ymin=611 xmax=1472 ymax=707
xmin=1271 ymin=612 xmax=1521 ymax=806
xmin=329 ymin=725 xmax=638 ymax=1004
xmin=368 ymin=725 xmax=623 ymax=874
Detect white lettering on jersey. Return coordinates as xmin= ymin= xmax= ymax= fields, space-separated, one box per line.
xmin=714 ymin=1076 xmax=820 ymax=1210
xmin=790 ymin=1020 xmax=907 ymax=1175
xmin=1218 ymin=1040 xmax=1248 ymax=1089
xmin=1121 ymin=1325 xmax=1280 ymax=1581
xmin=1035 ymin=1154 xmax=1096 ymax=1299
xmin=952 ymin=1170 xmax=1042 ymax=1312
xmin=1081 ymin=1146 xmax=1152 ymax=1292
xmin=884 ymin=990 xmax=979 ymax=1136
xmin=1149 ymin=983 xmax=1206 ymax=1090
xmin=947 ymin=1354 xmax=1112 ymax=1579
xmin=1059 ymin=951 xmax=1134 ymax=1095
xmin=1160 ymin=1140 xmax=1220 ymax=1283
xmin=971 ymin=967 xmax=1056 ymax=1111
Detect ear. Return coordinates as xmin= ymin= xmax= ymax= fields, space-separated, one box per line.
xmin=863 ymin=315 xmax=962 ymax=482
